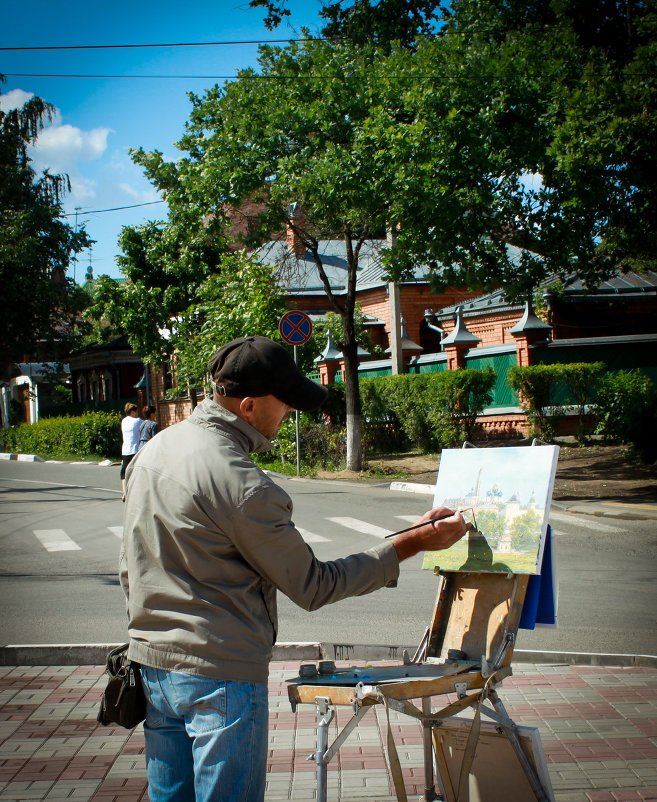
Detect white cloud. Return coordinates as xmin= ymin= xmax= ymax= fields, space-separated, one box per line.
xmin=119 ymin=182 xmax=159 ymax=203
xmin=68 ymin=174 xmax=98 ymax=203
xmin=0 ymin=88 xmax=34 ymax=112
xmin=31 ymin=124 xmax=111 ymax=171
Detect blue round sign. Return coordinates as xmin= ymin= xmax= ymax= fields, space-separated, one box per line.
xmin=279 ymin=311 xmax=313 ymax=346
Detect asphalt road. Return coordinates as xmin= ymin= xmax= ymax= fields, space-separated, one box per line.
xmin=1 ymin=460 xmax=655 ymax=656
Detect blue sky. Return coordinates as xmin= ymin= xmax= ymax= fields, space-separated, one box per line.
xmin=1 ymin=0 xmax=325 ymax=281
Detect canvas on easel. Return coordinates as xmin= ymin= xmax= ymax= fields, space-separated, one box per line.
xmin=432 ymin=718 xmax=556 ymax=802
xmin=422 ymin=446 xmax=559 ymax=575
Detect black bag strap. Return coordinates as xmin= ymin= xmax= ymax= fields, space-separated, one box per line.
xmin=106 ymin=643 xmax=130 ymax=675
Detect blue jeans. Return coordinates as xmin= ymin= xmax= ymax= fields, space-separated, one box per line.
xmin=140 ymin=665 xmax=268 ymax=802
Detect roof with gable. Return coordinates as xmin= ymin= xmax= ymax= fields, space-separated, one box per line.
xmin=253 ymin=238 xmax=433 ymax=295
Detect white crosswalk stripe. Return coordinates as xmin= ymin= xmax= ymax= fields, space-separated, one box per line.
xmin=395 ymin=515 xmax=419 ymax=524
xmin=548 ymin=510 xmax=624 ymax=533
xmin=33 ymin=529 xmax=81 ymax=552
xmin=108 ymin=526 xmax=124 ymax=539
xmin=327 ymin=517 xmax=393 ymax=539
xmin=296 ymin=527 xmax=330 ymax=544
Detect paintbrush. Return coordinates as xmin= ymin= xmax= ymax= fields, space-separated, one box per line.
xmin=384 ymin=507 xmax=474 ymax=538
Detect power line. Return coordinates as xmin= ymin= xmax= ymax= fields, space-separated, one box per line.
xmin=7 ymin=70 xmax=652 ymax=80
xmin=0 ymin=39 xmax=306 ymax=51
xmin=61 ymin=200 xmax=165 ymax=216
xmin=7 ymin=73 xmax=244 ymax=80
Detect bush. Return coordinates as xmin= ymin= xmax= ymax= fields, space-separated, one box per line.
xmin=508 ymin=364 xmax=565 ymax=440
xmin=254 ymin=414 xmax=347 ymax=473
xmin=361 ymin=369 xmax=494 ymax=452
xmin=594 ymin=370 xmax=657 ymax=463
xmin=0 ymin=412 xmax=122 ymax=460
xmin=360 ymin=377 xmax=408 ymax=453
xmin=560 ymin=362 xmax=605 ymax=443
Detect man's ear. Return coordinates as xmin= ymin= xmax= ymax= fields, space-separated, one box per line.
xmin=238 ymin=396 xmax=257 ymax=422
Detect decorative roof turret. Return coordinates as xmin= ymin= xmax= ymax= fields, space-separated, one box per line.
xmin=509 ymin=301 xmax=552 ymax=335
xmin=385 ymin=318 xmax=423 ymax=354
xmin=314 ymin=330 xmax=370 ymax=362
xmin=314 ymin=329 xmax=343 ymax=363
xmin=440 ymin=306 xmax=481 ymax=346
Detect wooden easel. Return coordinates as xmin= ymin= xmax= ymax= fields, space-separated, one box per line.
xmin=287 ymin=568 xmax=555 ymax=802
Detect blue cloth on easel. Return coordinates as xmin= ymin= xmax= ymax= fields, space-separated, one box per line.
xmin=519 ymin=525 xmax=557 ymax=629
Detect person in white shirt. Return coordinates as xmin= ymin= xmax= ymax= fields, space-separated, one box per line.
xmin=120 ymin=402 xmax=141 ymax=501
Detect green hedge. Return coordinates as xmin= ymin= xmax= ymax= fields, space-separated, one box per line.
xmin=508 ymin=362 xmax=605 ymax=441
xmin=0 ymin=412 xmax=122 ymax=460
xmin=361 ymin=368 xmax=495 ymax=452
xmin=594 ymin=369 xmax=657 ymax=463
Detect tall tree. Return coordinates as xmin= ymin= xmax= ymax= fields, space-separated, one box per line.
xmin=132 ymin=40 xmax=411 ymax=470
xmin=0 ymin=78 xmax=90 ymax=379
xmin=251 ymin=0 xmax=440 ymax=47
xmin=382 ymin=0 xmax=657 ymax=297
xmin=87 ymin=216 xmax=284 ymax=388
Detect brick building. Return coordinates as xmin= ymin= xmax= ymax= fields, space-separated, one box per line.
xmin=254 ymin=235 xmax=477 ymax=355
xmin=68 ymin=335 xmax=144 ymax=406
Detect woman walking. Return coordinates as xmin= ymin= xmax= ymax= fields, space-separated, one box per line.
xmin=120 ymin=402 xmax=141 ymax=501
xmin=138 ymin=405 xmax=159 ymax=451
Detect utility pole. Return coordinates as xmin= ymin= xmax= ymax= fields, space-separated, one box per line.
xmin=73 ymin=207 xmax=81 ymax=284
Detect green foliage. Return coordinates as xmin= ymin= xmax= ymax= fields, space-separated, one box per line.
xmin=0 ymin=76 xmax=91 ymax=374
xmin=474 ymin=509 xmax=505 ymax=548
xmin=0 ymin=412 xmax=122 ymax=460
xmin=509 ymin=509 xmax=542 ymax=552
xmin=173 ymin=253 xmax=286 ymax=389
xmin=361 ymin=368 xmax=494 ymax=451
xmin=594 ymin=370 xmax=657 ymax=463
xmin=296 ymin=306 xmax=384 ymax=375
xmin=50 ymin=384 xmax=73 ymax=406
xmin=383 ymin=0 xmax=657 ymax=297
xmin=311 ymin=382 xmax=346 ymax=427
xmin=508 ymin=364 xmax=564 ymax=440
xmin=359 ymin=375 xmax=407 ymax=453
xmin=253 ymin=414 xmax=347 ymax=473
xmin=560 ymin=361 xmax=605 ymax=443
xmin=251 ymin=0 xmax=440 ymax=49
xmin=509 ymin=362 xmax=606 ymax=442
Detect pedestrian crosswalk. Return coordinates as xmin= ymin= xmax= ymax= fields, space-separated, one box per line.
xmin=28 ymin=511 xmax=591 ymax=553
xmin=33 ymin=529 xmax=82 ymax=552
xmin=28 ymin=515 xmax=426 ymax=553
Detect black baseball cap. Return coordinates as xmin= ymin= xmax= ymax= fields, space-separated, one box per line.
xmin=208 ymin=336 xmax=328 ymax=412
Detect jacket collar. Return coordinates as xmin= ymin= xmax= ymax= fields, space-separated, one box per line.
xmin=189 ymin=398 xmax=273 ymax=454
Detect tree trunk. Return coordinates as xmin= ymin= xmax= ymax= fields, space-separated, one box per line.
xmin=342 ymin=319 xmax=363 ymax=472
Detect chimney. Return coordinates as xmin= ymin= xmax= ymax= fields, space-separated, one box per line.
xmin=286 ymin=202 xmax=306 ymax=256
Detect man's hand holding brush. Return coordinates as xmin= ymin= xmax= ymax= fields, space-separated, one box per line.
xmin=390 ymin=507 xmax=473 ymax=563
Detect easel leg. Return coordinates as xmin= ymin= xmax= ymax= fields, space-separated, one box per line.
xmin=488 ymin=690 xmax=551 ymax=802
xmin=422 ymin=697 xmax=441 ymax=801
xmin=315 ymin=697 xmax=334 ymax=802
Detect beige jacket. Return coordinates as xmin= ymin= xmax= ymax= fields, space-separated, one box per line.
xmin=120 ymin=398 xmax=400 ymax=684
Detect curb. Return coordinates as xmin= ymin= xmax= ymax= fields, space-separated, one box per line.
xmin=0 ymin=453 xmax=45 ymax=462
xmin=390 ymin=481 xmax=434 ymax=495
xmin=390 ymin=481 xmax=657 ymax=520
xmin=0 ymin=453 xmax=118 ymax=467
xmin=1 ymin=643 xmax=655 ymax=669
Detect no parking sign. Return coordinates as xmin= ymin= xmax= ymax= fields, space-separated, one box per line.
xmin=279 ymin=310 xmax=313 ymax=346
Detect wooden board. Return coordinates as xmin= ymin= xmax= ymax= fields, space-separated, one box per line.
xmin=427 ymin=572 xmax=529 ymax=665
xmin=287 ymin=666 xmax=512 ymax=707
xmin=432 ymin=718 xmax=555 ymax=802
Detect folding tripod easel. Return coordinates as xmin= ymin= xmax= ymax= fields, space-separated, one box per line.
xmin=287 ymin=568 xmax=555 ymax=802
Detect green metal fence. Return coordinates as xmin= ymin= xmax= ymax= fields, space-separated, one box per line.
xmin=465 ymin=347 xmax=519 ymax=408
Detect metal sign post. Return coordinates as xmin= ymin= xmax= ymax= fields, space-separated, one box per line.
xmin=279 ymin=311 xmax=313 ymax=476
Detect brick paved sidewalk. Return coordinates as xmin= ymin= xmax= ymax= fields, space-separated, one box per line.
xmin=1 ymin=661 xmax=656 ymax=801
